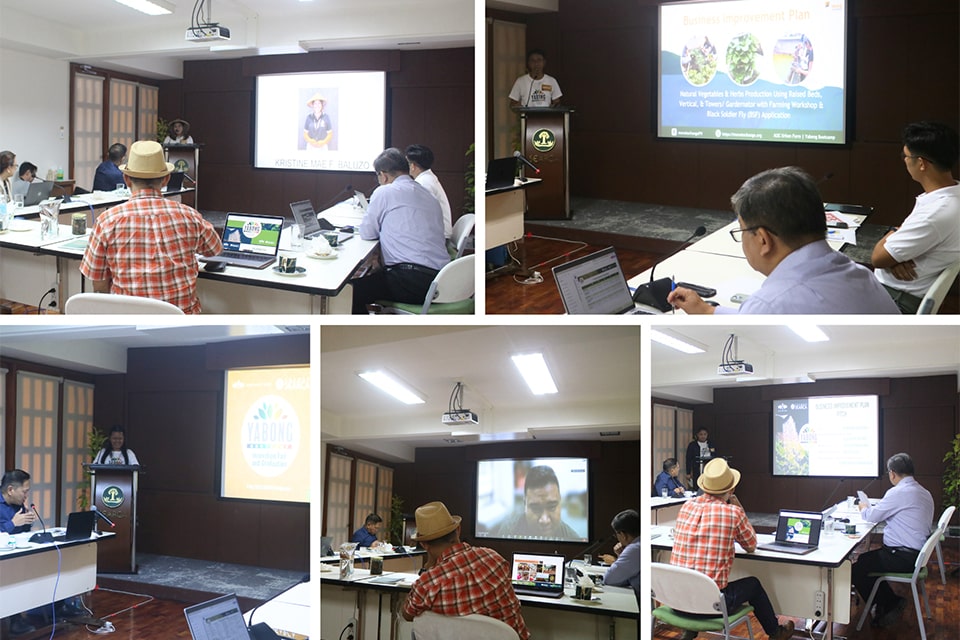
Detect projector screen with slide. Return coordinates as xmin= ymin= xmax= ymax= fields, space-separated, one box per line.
xmin=222 ymin=366 xmax=311 ymax=503
xmin=659 ymin=0 xmax=848 ymax=144
xmin=255 ymin=71 xmax=386 ymax=172
xmin=772 ymin=395 xmax=879 ymax=477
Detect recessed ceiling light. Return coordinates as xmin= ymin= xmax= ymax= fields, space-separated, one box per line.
xmin=357 ymin=371 xmax=424 ymax=404
xmin=113 ymin=0 xmax=175 ymax=16
xmin=650 ymin=329 xmax=707 ymax=354
xmin=511 ymin=353 xmax=558 ymax=395
xmin=788 ymin=324 xmax=830 ymax=342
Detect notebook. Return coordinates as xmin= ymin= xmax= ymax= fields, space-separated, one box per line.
xmin=757 ymin=510 xmax=823 ymax=555
xmin=200 ymin=213 xmax=284 ymax=269
xmin=288 ymin=199 xmax=353 ymax=244
xmin=553 ymin=247 xmax=654 ymax=315
xmin=22 ymin=181 xmax=55 ymax=206
xmin=485 ymin=157 xmax=518 ymax=190
xmin=184 ymin=593 xmax=253 ymax=640
xmin=510 ymin=552 xmax=565 ymax=598
xmin=51 ymin=510 xmax=97 ymax=542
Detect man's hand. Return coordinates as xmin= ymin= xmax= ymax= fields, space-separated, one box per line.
xmin=613 ymin=542 xmax=623 ymax=555
xmin=600 ymin=553 xmax=617 ymax=564
xmin=12 ymin=509 xmax=36 ymax=527
xmin=673 ymin=486 xmax=685 ymax=495
xmin=667 ymin=287 xmax=716 ymax=314
xmin=889 ymin=260 xmax=918 ymax=281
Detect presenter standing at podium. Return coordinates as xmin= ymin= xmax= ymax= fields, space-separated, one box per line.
xmin=685 ymin=427 xmax=717 ymax=489
xmin=509 ymin=49 xmax=563 ymax=109
xmin=92 ymin=425 xmax=140 ymax=466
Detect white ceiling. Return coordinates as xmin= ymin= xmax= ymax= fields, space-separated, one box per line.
xmin=652 ymin=323 xmax=960 ymax=404
xmin=0 ymin=323 xmax=306 ymax=374
xmin=0 ymin=0 xmax=474 ymax=79
xmin=320 ymin=325 xmax=641 ymax=463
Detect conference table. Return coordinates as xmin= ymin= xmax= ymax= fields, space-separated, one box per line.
xmin=0 ymin=528 xmax=115 ymax=618
xmin=243 ymin=581 xmax=309 ymax=640
xmin=650 ymin=500 xmax=878 ymax=640
xmin=0 ymin=199 xmax=376 ymax=314
xmin=650 ymin=494 xmax=691 ymax=525
xmin=320 ymin=561 xmax=639 ymax=640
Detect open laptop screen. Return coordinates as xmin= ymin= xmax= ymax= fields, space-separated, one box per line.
xmin=553 ymin=247 xmax=636 ymax=314
xmin=221 ymin=213 xmax=283 ymax=256
xmin=183 ymin=594 xmax=252 ymax=640
xmin=775 ymin=510 xmax=823 ymax=546
xmin=510 ymin=553 xmax=564 ymax=591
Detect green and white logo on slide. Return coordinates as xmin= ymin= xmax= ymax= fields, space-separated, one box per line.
xmin=241 ymin=395 xmax=301 ymax=477
xmin=102 ymin=486 xmax=124 ymax=508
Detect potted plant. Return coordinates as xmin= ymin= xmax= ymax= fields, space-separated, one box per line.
xmin=389 ymin=494 xmax=406 ymax=545
xmin=944 ymin=433 xmax=960 ymax=537
xmin=156 ymin=118 xmax=170 ymax=143
xmin=463 ymin=143 xmax=475 ymax=214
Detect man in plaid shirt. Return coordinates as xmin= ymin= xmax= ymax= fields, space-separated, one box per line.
xmin=401 ymin=501 xmax=530 ymax=639
xmin=671 ymin=458 xmax=795 ymax=640
xmin=81 ymin=140 xmax=221 ymax=313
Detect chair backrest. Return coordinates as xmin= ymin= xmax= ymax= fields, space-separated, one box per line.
xmin=450 ymin=213 xmax=475 ymax=259
xmin=937 ymin=505 xmax=957 ymax=532
xmin=412 ymin=611 xmax=519 ymax=640
xmin=65 ymin=292 xmax=185 ymax=315
xmin=650 ymin=563 xmax=725 ymax=616
xmin=913 ymin=527 xmax=943 ymax=577
xmin=422 ymin=254 xmax=475 ymax=312
xmin=917 ymin=261 xmax=960 ymax=315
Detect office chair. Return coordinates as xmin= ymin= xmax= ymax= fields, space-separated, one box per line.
xmin=448 ymin=213 xmax=475 ymax=259
xmin=855 ymin=526 xmax=942 ymax=640
xmin=370 ymin=254 xmax=474 ymax=314
xmin=916 ymin=261 xmax=960 ymax=314
xmin=411 ymin=611 xmax=519 ymax=640
xmin=932 ymin=505 xmax=956 ymax=584
xmin=650 ymin=563 xmax=755 ymax=639
xmin=65 ymin=292 xmax=184 ymax=315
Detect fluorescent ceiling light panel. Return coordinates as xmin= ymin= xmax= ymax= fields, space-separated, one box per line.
xmin=650 ymin=329 xmax=707 ymax=354
xmin=511 ymin=353 xmax=558 ymax=395
xmin=114 ymin=0 xmax=175 ymax=16
xmin=788 ymin=324 xmax=830 ymax=343
xmin=357 ymin=371 xmax=424 ymax=405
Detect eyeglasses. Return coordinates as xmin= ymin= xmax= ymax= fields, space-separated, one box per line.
xmin=729 ymin=225 xmax=774 ymax=242
xmin=900 ymin=152 xmax=924 ymax=161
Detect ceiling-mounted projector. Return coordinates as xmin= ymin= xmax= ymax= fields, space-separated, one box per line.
xmin=441 ymin=410 xmax=478 ymax=426
xmin=717 ymin=362 xmax=754 ymax=376
xmin=185 ymin=25 xmax=230 ymax=42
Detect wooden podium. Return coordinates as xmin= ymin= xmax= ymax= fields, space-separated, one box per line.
xmin=85 ymin=464 xmax=141 ymax=573
xmin=163 ymin=143 xmax=201 ymax=207
xmin=519 ymin=107 xmax=574 ymax=220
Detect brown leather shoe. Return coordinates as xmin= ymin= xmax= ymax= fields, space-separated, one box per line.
xmin=770 ymin=620 xmax=795 ymax=640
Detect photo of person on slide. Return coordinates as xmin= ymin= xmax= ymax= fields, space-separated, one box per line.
xmin=788 ymin=37 xmax=814 ymax=84
xmin=302 ymin=91 xmax=335 ymax=151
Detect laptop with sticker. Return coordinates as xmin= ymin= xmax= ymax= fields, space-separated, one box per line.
xmin=22 ymin=181 xmax=55 ymax=206
xmin=200 ymin=213 xmax=284 ymax=269
xmin=757 ymin=509 xmax=823 ymax=555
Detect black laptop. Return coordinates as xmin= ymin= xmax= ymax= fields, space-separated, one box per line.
xmin=553 ymin=247 xmax=655 ymax=314
xmin=164 ymin=171 xmax=186 ymax=192
xmin=22 ymin=181 xmax=55 ymax=206
xmin=52 ymin=511 xmax=97 ymax=542
xmin=757 ymin=510 xmax=823 ymax=555
xmin=485 ymin=157 xmax=518 ymax=191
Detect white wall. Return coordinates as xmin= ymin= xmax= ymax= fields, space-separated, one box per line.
xmin=0 ymin=47 xmax=71 ymax=180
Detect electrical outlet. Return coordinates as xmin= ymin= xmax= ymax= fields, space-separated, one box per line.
xmin=48 ymin=282 xmax=59 ymax=309
xmin=813 ymin=590 xmax=825 ymax=618
xmin=345 ymin=617 xmax=357 ymax=640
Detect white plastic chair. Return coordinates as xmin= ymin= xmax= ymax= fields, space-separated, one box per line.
xmin=411 ymin=611 xmax=519 ymax=640
xmin=933 ymin=505 xmax=956 ymax=584
xmin=650 ymin=563 xmax=755 ymax=639
xmin=373 ymin=255 xmax=475 ymax=314
xmin=855 ymin=526 xmax=942 ymax=640
xmin=916 ymin=261 xmax=960 ymax=314
xmin=65 ymin=292 xmax=184 ymax=314
xmin=448 ymin=213 xmax=475 ymax=259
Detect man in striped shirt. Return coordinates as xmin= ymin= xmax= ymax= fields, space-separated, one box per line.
xmin=81 ymin=140 xmax=221 ymax=314
xmin=401 ymin=501 xmax=530 ymax=639
xmin=671 ymin=458 xmax=795 ymax=640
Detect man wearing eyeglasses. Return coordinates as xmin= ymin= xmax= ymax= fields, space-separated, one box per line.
xmin=489 ymin=465 xmax=580 ymax=540
xmin=667 ymin=166 xmax=899 ymax=314
xmin=871 ymin=122 xmax=959 ymax=313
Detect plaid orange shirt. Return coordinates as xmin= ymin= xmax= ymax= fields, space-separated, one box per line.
xmin=670 ymin=493 xmax=757 ymax=590
xmin=403 ymin=542 xmax=530 ymax=639
xmin=80 ymin=189 xmax=221 ymax=314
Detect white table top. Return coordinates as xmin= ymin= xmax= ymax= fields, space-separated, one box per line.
xmin=650 ymin=495 xmax=692 ymax=509
xmin=244 ymin=581 xmax=309 ymax=638
xmin=0 ymin=529 xmax=115 ymax=558
xmin=13 ymin=189 xmax=194 ymax=218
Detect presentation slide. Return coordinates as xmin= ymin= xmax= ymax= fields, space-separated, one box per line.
xmin=255 ymin=71 xmax=386 ymax=172
xmin=772 ymin=395 xmax=879 ymax=477
xmin=659 ymin=0 xmax=847 ymax=144
xmin=222 ymin=367 xmax=311 ymax=503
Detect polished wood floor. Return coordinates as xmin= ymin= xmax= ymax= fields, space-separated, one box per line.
xmin=485 ymin=236 xmax=659 ymax=314
xmin=653 ymin=538 xmax=959 ymax=639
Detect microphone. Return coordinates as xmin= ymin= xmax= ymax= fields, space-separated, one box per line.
xmin=513 ymin=151 xmax=540 ymax=176
xmin=820 ymin=478 xmax=846 ymax=513
xmin=247 ymin=573 xmax=309 ymax=639
xmin=817 ymin=171 xmax=834 ymax=185
xmin=182 ymin=173 xmax=197 ymax=185
xmin=576 ymin=536 xmax=615 ymax=564
xmin=28 ymin=504 xmax=54 ymax=544
xmin=632 ymin=225 xmax=707 ymax=311
xmin=51 ymin=182 xmax=72 ymax=203
xmin=91 ymin=505 xmax=116 ymax=528
xmin=317 ymin=183 xmax=354 ymax=214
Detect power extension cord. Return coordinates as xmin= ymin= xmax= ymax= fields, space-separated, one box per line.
xmin=92 ymin=621 xmax=115 ymax=634
xmin=519 ymin=271 xmax=543 ymax=285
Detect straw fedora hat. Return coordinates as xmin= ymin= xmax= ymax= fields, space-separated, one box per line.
xmin=306 ymin=92 xmax=327 ymax=107
xmin=410 ymin=501 xmax=462 ymax=542
xmin=120 ymin=141 xmax=174 ymax=179
xmin=697 ymin=458 xmax=741 ymax=495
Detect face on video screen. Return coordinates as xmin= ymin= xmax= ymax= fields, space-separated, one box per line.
xmin=524 ymin=483 xmax=563 ymax=535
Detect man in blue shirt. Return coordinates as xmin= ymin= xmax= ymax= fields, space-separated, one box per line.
xmin=654 ymin=458 xmax=685 ymax=497
xmin=351 ymin=513 xmax=384 ymax=548
xmin=1 ymin=470 xmax=38 ymax=635
xmin=92 ymin=143 xmax=127 ymax=192
xmin=600 ymin=509 xmax=640 ymax=598
xmin=853 ymin=453 xmax=934 ymax=627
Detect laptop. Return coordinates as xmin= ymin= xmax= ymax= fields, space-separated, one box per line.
xmin=51 ymin=510 xmax=97 ymax=542
xmin=199 ymin=213 xmax=284 ymax=269
xmin=288 ymin=199 xmax=354 ymax=244
xmin=485 ymin=157 xmax=517 ymax=190
xmin=510 ymin=552 xmax=565 ymax=598
xmin=553 ymin=247 xmax=655 ymax=315
xmin=184 ymin=593 xmax=253 ymax=640
xmin=757 ymin=510 xmax=824 ymax=555
xmin=353 ymin=190 xmax=368 ymax=211
xmin=164 ymin=171 xmax=186 ymax=192
xmin=22 ymin=181 xmax=55 ymax=206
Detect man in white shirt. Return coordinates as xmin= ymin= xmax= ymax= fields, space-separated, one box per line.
xmin=872 ymin=121 xmax=959 ymax=313
xmin=509 ymin=49 xmax=562 ymax=109
xmin=405 ymin=144 xmax=452 ymax=239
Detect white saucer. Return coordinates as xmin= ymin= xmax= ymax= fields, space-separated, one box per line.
xmin=9 ymin=223 xmax=31 ymax=232
xmin=272 ymin=266 xmax=307 ymax=277
xmin=306 ymin=252 xmax=338 ymax=260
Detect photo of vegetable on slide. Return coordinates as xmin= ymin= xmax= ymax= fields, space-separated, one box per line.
xmin=725 ymin=32 xmax=763 ymax=86
xmin=681 ymin=35 xmax=718 ymax=86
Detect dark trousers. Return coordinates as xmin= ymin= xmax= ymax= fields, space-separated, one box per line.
xmin=723 ymin=576 xmax=780 ymax=636
xmin=351 ymin=265 xmax=437 ymax=314
xmin=852 ymin=546 xmax=918 ymax=612
xmin=881 ymin=284 xmax=922 ymax=314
